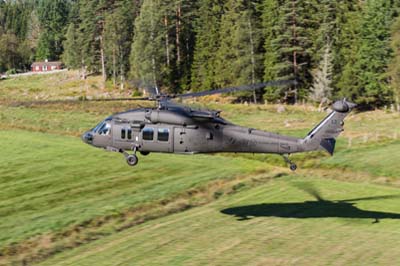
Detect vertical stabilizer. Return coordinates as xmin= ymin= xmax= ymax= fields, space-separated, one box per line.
xmin=302 ymin=99 xmax=356 ymax=154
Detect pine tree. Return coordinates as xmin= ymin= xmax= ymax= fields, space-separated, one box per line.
xmin=104 ymin=0 xmax=139 ymax=89
xmin=26 ymin=10 xmax=41 ymax=52
xmin=170 ymin=0 xmax=198 ymax=91
xmin=62 ymin=23 xmax=80 ymax=69
xmin=78 ymin=0 xmax=114 ymax=85
xmin=36 ymin=0 xmax=70 ymax=60
xmin=190 ymin=0 xmax=225 ymax=91
xmin=389 ymin=15 xmax=400 ymax=109
xmin=35 ymin=30 xmax=52 ymax=60
xmin=339 ymin=0 xmax=393 ymax=108
xmin=310 ymin=42 xmax=333 ymax=109
xmin=262 ymin=0 xmax=319 ymax=103
xmin=130 ymin=0 xmax=168 ymax=89
xmin=214 ymin=0 xmax=263 ymax=101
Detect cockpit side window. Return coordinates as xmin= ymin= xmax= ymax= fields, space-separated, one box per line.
xmin=98 ymin=123 xmax=111 ymax=135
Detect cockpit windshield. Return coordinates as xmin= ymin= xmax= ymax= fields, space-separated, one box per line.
xmin=92 ymin=119 xmax=112 ymax=135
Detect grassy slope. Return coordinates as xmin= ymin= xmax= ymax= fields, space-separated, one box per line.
xmin=1 ymin=73 xmax=400 ymax=264
xmin=39 ymin=176 xmax=400 ymax=266
xmin=323 ymin=141 xmax=400 ymax=178
xmin=0 ymin=130 xmax=264 ymax=247
xmin=0 ymin=71 xmax=131 ymax=101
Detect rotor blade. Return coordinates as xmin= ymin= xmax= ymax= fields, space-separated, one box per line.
xmin=10 ymin=97 xmax=152 ymax=107
xmin=339 ymin=195 xmax=400 ymax=203
xmin=292 ymin=182 xmax=325 ymax=201
xmin=174 ymin=80 xmax=297 ymax=99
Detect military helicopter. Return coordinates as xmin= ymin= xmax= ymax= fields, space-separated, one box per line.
xmin=81 ymin=80 xmax=356 ymax=171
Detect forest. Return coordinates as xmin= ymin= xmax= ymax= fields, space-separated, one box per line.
xmin=1 ymin=0 xmax=400 ymax=108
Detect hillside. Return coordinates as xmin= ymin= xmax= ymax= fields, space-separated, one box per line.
xmin=37 ymin=175 xmax=400 ymax=266
xmin=0 ymin=73 xmax=400 ymax=265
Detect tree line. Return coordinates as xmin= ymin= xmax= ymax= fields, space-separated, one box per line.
xmin=1 ymin=0 xmax=400 ymax=108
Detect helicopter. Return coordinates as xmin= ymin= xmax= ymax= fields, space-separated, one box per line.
xmin=80 ymin=80 xmax=356 ymax=171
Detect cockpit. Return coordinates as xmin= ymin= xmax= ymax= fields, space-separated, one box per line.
xmin=92 ymin=118 xmax=112 ymax=136
xmin=82 ymin=117 xmax=112 ymax=146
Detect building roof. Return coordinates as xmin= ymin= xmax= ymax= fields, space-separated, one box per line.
xmin=31 ymin=61 xmax=63 ymax=67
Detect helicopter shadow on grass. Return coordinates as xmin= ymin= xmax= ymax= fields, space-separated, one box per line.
xmin=220 ymin=182 xmax=400 ymax=223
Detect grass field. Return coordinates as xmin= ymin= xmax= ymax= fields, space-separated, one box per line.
xmin=0 ymin=131 xmax=265 ymax=246
xmin=38 ymin=176 xmax=400 ymax=266
xmin=1 ymin=72 xmax=400 ymax=265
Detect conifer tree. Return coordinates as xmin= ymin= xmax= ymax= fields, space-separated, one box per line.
xmin=36 ymin=0 xmax=70 ymax=60
xmin=104 ymin=0 xmax=138 ymax=88
xmin=171 ymin=0 xmax=198 ymax=91
xmin=214 ymin=0 xmax=263 ymax=101
xmin=310 ymin=42 xmax=333 ymax=109
xmin=78 ymin=0 xmax=113 ymax=85
xmin=62 ymin=23 xmax=80 ymax=69
xmin=338 ymin=0 xmax=393 ymax=108
xmin=190 ymin=0 xmax=224 ymax=91
xmin=262 ymin=0 xmax=319 ymax=103
xmin=389 ymin=15 xmax=400 ymax=109
xmin=130 ymin=0 xmax=168 ymax=89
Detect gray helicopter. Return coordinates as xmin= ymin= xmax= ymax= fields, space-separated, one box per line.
xmin=81 ymin=80 xmax=356 ymax=171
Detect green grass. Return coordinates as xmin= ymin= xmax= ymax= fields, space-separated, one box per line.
xmin=323 ymin=141 xmax=400 ymax=178
xmin=1 ymin=73 xmax=400 ymax=265
xmin=0 ymin=71 xmax=122 ymax=101
xmin=38 ymin=176 xmax=400 ymax=266
xmin=0 ymin=130 xmax=264 ymax=248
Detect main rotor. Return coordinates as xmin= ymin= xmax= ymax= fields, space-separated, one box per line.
xmin=11 ymin=79 xmax=297 ymax=108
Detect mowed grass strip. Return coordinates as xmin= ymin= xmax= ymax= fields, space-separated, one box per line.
xmin=38 ymin=176 xmax=400 ymax=266
xmin=0 ymin=130 xmax=265 ymax=248
xmin=322 ymin=141 xmax=400 ymax=178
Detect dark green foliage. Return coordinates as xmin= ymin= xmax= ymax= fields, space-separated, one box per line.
xmin=215 ymin=0 xmax=263 ymax=87
xmin=62 ymin=23 xmax=80 ymax=69
xmin=389 ymin=16 xmax=400 ymax=105
xmin=191 ymin=0 xmax=224 ymax=91
xmin=104 ymin=0 xmax=139 ymax=87
xmin=337 ymin=0 xmax=393 ymax=108
xmin=130 ymin=0 xmax=167 ymax=88
xmin=262 ymin=0 xmax=319 ymax=103
xmin=0 ymin=0 xmax=399 ymax=108
xmin=36 ymin=0 xmax=71 ymax=60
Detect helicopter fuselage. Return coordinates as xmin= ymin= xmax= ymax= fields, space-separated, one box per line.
xmin=82 ymin=99 xmax=354 ymax=170
xmin=82 ymin=107 xmax=304 ymax=156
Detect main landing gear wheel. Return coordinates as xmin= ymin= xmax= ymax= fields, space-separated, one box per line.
xmin=126 ymin=154 xmax=138 ymax=166
xmin=289 ymin=163 xmax=297 ymax=171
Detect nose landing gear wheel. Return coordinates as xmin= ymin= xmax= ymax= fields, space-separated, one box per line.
xmin=126 ymin=154 xmax=138 ymax=166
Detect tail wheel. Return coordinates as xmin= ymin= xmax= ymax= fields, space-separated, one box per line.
xmin=126 ymin=154 xmax=139 ymax=167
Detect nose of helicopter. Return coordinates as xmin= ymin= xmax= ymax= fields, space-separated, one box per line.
xmin=81 ymin=131 xmax=94 ymax=145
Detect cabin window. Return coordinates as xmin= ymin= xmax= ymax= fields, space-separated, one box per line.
xmin=143 ymin=128 xmax=154 ymax=141
xmin=121 ymin=129 xmax=126 ymax=139
xmin=158 ymin=128 xmax=169 ymax=142
xmin=127 ymin=129 xmax=132 ymax=140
